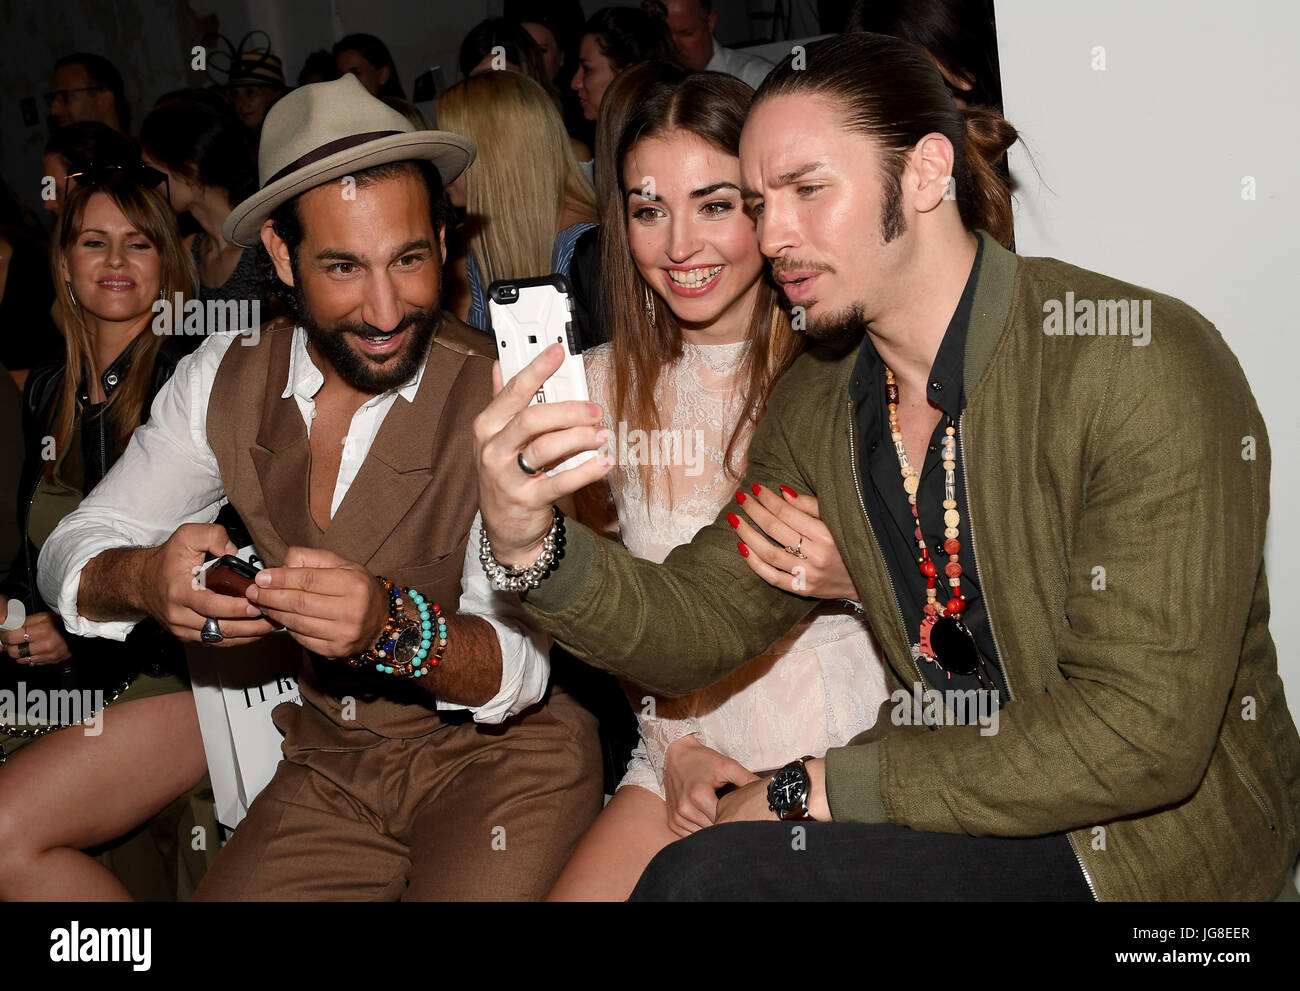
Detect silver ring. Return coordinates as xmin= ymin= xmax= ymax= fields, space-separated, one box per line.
xmin=517 ymin=450 xmax=541 ymax=476
xmin=17 ymin=642 xmax=31 ymax=659
xmin=22 ymin=628 xmax=30 ymax=642
xmin=200 ymin=617 xmax=224 ymax=644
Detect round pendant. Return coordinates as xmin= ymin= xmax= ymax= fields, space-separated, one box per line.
xmin=930 ymin=616 xmax=981 ymax=676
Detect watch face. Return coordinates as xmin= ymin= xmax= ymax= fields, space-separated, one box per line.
xmin=768 ymin=764 xmax=807 ymax=811
xmin=391 ymin=625 xmax=422 ymax=665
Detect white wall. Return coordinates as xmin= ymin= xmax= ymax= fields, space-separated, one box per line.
xmin=996 ymin=1 xmax=1299 ymax=735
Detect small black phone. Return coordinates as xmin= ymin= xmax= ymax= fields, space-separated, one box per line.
xmin=203 ymin=554 xmax=260 ymax=597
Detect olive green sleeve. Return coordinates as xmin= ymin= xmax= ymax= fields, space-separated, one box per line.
xmin=522 ymin=387 xmax=819 ymax=697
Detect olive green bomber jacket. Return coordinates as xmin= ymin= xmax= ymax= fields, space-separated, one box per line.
xmin=523 ymin=231 xmax=1300 ymax=900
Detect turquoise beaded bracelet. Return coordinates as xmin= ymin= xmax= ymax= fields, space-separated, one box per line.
xmin=351 ymin=577 xmax=448 ymax=679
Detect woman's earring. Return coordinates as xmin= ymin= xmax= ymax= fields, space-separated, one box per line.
xmin=159 ymin=288 xmax=165 ymax=300
xmin=65 ymin=282 xmax=78 ymax=308
xmin=643 ymin=284 xmax=656 ymax=324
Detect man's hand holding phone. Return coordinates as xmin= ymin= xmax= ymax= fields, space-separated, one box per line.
xmin=474 ymin=343 xmax=614 ymax=567
xmin=139 ymin=523 xmax=278 ymax=645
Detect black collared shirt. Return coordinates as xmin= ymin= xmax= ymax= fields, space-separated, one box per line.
xmin=847 ymin=238 xmax=1006 ymax=701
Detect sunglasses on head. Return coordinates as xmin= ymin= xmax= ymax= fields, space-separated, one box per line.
xmin=63 ymin=163 xmax=170 ymax=205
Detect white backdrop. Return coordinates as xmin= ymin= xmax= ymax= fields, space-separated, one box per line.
xmin=997 ymin=1 xmax=1299 ymax=735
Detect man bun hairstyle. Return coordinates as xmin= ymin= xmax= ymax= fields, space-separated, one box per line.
xmin=754 ymin=33 xmax=1018 ymax=246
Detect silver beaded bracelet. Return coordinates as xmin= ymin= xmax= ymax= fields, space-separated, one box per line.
xmin=478 ymin=507 xmax=565 ymax=592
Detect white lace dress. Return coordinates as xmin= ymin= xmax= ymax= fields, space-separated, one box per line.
xmin=584 ymin=341 xmax=891 ymax=798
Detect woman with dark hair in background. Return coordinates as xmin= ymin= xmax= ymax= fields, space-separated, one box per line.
xmin=139 ymin=95 xmax=262 ymax=306
xmin=547 ymin=66 xmax=888 ymax=901
xmin=458 ymin=18 xmax=593 ymax=168
xmin=847 ymin=0 xmax=1003 ymax=109
xmin=508 ymin=2 xmax=593 ymax=169
xmin=507 ymin=0 xmax=585 ymax=84
xmin=333 ymin=33 xmax=405 ymax=99
xmin=572 ymin=4 xmax=678 ymax=123
xmin=0 ymin=178 xmax=206 ymax=900
xmin=458 ymin=17 xmax=554 ymax=85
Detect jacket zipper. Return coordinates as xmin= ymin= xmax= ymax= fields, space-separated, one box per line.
xmin=98 ymin=405 xmax=107 ymax=482
xmin=845 ymin=400 xmax=926 ymax=690
xmin=959 ymin=412 xmax=1099 ymax=901
xmin=1223 ymin=738 xmax=1277 ymax=832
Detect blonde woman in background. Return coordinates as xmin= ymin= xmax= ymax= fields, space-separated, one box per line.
xmin=435 ymin=70 xmax=598 ymax=329
xmin=0 ymin=175 xmax=207 ymax=900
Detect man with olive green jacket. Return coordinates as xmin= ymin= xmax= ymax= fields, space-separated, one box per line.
xmin=475 ymin=33 xmax=1299 ymax=900
xmin=509 ymin=230 xmax=1299 ymax=900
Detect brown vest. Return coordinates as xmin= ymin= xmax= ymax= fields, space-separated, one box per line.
xmin=207 ymin=316 xmax=496 ymax=738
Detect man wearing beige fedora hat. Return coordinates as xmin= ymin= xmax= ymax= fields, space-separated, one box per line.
xmin=38 ymin=74 xmax=603 ymax=900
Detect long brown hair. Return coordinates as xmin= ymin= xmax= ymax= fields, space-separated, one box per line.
xmin=436 ymin=70 xmax=597 ymax=286
xmin=598 ymin=67 xmax=803 ymax=503
xmin=49 ymin=182 xmax=197 ymax=476
xmin=756 ymin=32 xmax=1018 ymax=246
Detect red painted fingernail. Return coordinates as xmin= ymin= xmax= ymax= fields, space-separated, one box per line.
xmin=751 ymin=483 xmax=762 ymax=496
xmin=737 ymin=541 xmax=750 ymax=558
xmin=735 ymin=491 xmax=746 ymax=505
xmin=779 ymin=485 xmax=798 ymax=499
xmin=726 ymin=512 xmax=740 ymax=528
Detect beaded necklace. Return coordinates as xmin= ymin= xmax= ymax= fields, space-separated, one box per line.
xmin=885 ymin=365 xmax=988 ymax=685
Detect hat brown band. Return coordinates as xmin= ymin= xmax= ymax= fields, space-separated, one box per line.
xmin=265 ymin=130 xmax=403 ymax=186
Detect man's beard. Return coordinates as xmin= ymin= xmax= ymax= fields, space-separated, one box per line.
xmin=805 ymin=301 xmax=868 ymax=345
xmin=294 ymin=285 xmax=441 ymax=393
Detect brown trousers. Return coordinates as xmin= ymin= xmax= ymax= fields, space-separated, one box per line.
xmin=193 ymin=687 xmax=602 ymax=901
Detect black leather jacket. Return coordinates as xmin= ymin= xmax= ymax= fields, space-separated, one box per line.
xmin=0 ymin=333 xmax=198 ymax=697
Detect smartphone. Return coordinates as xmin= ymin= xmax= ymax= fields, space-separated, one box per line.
xmin=488 ymin=274 xmax=596 ymax=474
xmin=202 ymin=554 xmax=261 ymax=597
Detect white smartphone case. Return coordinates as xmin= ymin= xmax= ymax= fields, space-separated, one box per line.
xmin=488 ymin=275 xmax=595 ymax=474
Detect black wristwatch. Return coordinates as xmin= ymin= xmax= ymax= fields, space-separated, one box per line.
xmin=767 ymin=755 xmax=816 ymax=821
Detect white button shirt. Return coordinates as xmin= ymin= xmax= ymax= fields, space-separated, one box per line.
xmin=37 ymin=327 xmax=550 ymax=724
xmin=706 ymin=43 xmax=773 ymax=91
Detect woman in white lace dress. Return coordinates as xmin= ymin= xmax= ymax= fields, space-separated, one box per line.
xmin=547 ymin=65 xmax=890 ymax=901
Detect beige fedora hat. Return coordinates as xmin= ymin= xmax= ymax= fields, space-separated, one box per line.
xmin=223 ymin=73 xmax=475 ymax=246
